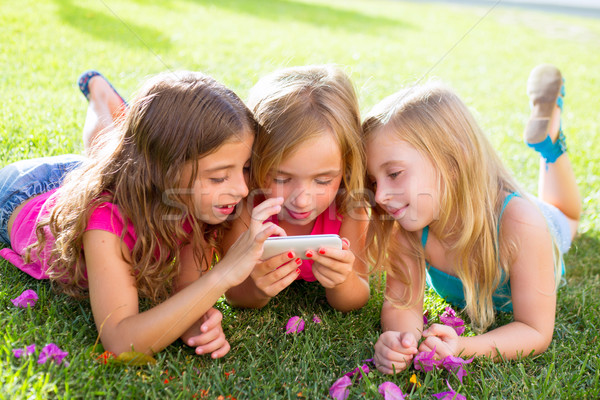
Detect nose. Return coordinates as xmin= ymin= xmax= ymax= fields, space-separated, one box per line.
xmin=374 ymin=181 xmax=388 ymax=206
xmin=289 ymin=184 xmax=312 ymax=209
xmin=232 ymin=170 xmax=249 ymax=199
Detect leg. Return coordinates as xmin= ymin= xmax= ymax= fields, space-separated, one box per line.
xmin=526 ymin=65 xmax=581 ymax=239
xmin=78 ymin=72 xmax=127 ymax=156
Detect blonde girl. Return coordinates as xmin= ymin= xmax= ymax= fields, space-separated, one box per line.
xmin=0 ymin=71 xmax=285 ymax=357
xmin=364 ymin=65 xmax=581 ymax=373
xmin=223 ymin=65 xmax=370 ymax=312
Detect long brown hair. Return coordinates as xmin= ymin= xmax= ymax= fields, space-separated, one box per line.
xmin=29 ymin=71 xmax=257 ymax=302
xmin=247 ymin=65 xmax=365 ymax=215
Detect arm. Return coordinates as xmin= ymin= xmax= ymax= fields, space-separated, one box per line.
xmin=374 ymin=248 xmax=424 ymax=374
xmin=310 ymin=207 xmax=370 ymax=312
xmin=174 ymin=244 xmax=229 ymax=358
xmin=420 ymin=198 xmax=557 ymax=359
xmin=84 ymin=197 xmax=285 ymax=356
xmin=224 ymin=203 xmax=300 ymax=308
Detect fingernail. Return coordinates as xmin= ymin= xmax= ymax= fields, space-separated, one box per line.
xmin=296 ymin=268 xmax=301 ymax=274
xmin=295 ymin=258 xmax=302 ymax=265
xmin=305 ymin=250 xmax=313 ymax=258
xmin=288 ymin=251 xmax=294 ymax=259
xmin=342 ymin=238 xmax=350 ymax=247
xmin=196 ymin=348 xmax=203 ymax=354
xmin=318 ymin=248 xmax=326 ymax=255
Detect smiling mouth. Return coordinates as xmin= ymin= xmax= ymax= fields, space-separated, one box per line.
xmin=215 ymin=203 xmax=238 ymax=215
xmin=387 ymin=204 xmax=408 ymax=218
xmin=285 ymin=207 xmax=312 ymax=220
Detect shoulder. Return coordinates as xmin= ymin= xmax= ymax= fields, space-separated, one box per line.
xmin=500 ymin=195 xmax=550 ymax=239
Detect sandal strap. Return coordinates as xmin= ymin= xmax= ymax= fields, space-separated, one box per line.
xmin=526 ymin=129 xmax=567 ymax=163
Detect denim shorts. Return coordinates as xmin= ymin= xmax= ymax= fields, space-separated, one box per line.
xmin=0 ymin=155 xmax=85 ymax=245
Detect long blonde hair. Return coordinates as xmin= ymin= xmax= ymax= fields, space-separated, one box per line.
xmin=247 ymin=65 xmax=365 ymax=215
xmin=29 ymin=71 xmax=257 ymax=302
xmin=363 ymin=82 xmax=561 ymax=332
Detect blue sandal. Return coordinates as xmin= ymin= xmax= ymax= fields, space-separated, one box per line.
xmin=524 ymin=64 xmax=566 ymax=164
xmin=77 ymin=70 xmax=128 ymax=106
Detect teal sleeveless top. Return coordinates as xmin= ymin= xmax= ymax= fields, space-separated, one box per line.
xmin=423 ymin=192 xmax=519 ymax=313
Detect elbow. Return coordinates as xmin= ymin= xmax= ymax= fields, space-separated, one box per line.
xmin=328 ymin=291 xmax=370 ymax=313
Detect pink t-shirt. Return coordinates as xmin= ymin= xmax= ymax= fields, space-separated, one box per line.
xmin=264 ymin=202 xmax=343 ymax=282
xmin=0 ymin=188 xmax=173 ymax=280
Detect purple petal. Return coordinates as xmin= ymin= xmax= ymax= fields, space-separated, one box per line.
xmin=312 ymin=314 xmax=322 ymax=324
xmin=413 ymin=347 xmax=440 ymax=372
xmin=378 ymin=381 xmax=406 ymax=400
xmin=38 ymin=343 xmax=68 ymax=365
xmin=343 ymin=364 xmax=369 ymax=380
xmin=285 ymin=316 xmax=305 ymax=334
xmin=456 ymin=366 xmax=468 ymax=384
xmin=26 ymin=344 xmax=36 ymax=355
xmin=11 ymin=289 xmax=38 ymax=308
xmin=12 ymin=344 xmax=36 ymax=358
xmin=441 ymin=355 xmax=473 ymax=372
xmin=432 ymin=381 xmax=466 ymax=400
xmin=329 ymin=375 xmax=352 ymax=400
xmin=440 ymin=307 xmax=465 ymax=335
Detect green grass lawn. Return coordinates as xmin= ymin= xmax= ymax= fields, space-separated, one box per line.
xmin=1 ymin=0 xmax=599 ymax=398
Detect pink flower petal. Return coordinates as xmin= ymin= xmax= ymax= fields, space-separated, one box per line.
xmin=13 ymin=344 xmax=36 ymax=358
xmin=11 ymin=289 xmax=38 ymax=308
xmin=441 ymin=355 xmax=473 ymax=384
xmin=343 ymin=364 xmax=369 ymax=380
xmin=285 ymin=316 xmax=305 ymax=334
xmin=312 ymin=314 xmax=322 ymax=323
xmin=378 ymin=381 xmax=406 ymax=400
xmin=440 ymin=307 xmax=465 ymax=336
xmin=329 ymin=375 xmax=352 ymax=400
xmin=432 ymin=380 xmax=466 ymax=400
xmin=413 ymin=347 xmax=440 ymax=372
xmin=38 ymin=343 xmax=68 ymax=365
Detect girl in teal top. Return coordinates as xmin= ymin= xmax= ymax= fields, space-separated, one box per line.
xmin=363 ymin=64 xmax=581 ymax=374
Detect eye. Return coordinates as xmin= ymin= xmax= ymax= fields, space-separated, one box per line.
xmin=388 ymin=171 xmax=402 ymax=179
xmin=315 ymin=179 xmax=333 ymax=185
xmin=210 ymin=176 xmax=228 ymax=183
xmin=274 ymin=177 xmax=291 ymax=184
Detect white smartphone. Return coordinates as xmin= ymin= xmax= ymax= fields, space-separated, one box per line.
xmin=262 ymin=234 xmax=342 ymax=260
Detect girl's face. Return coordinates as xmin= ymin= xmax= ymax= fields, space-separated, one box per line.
xmin=182 ymin=131 xmax=253 ymax=225
xmin=366 ymin=128 xmax=439 ymax=231
xmin=265 ymin=132 xmax=343 ymax=227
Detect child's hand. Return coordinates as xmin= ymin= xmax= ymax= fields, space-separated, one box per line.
xmin=309 ymin=238 xmax=355 ymax=288
xmin=181 ymin=307 xmax=230 ymax=359
xmin=418 ymin=323 xmax=459 ymax=358
xmin=373 ymin=331 xmax=419 ymax=374
xmin=218 ymin=197 xmax=286 ymax=287
xmin=250 ymin=252 xmax=302 ymax=299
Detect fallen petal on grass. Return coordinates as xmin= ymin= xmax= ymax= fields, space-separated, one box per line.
xmin=440 ymin=307 xmax=465 ymax=336
xmin=11 ymin=289 xmax=38 ymax=308
xmin=432 ymin=380 xmax=466 ymax=400
xmin=343 ymin=364 xmax=369 ymax=380
xmin=329 ymin=375 xmax=352 ymax=400
xmin=378 ymin=381 xmax=406 ymax=400
xmin=440 ymin=355 xmax=473 ymax=383
xmin=312 ymin=314 xmax=322 ymax=323
xmin=285 ymin=316 xmax=305 ymax=334
xmin=38 ymin=343 xmax=68 ymax=365
xmin=13 ymin=344 xmax=36 ymax=358
xmin=413 ymin=347 xmax=440 ymax=372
